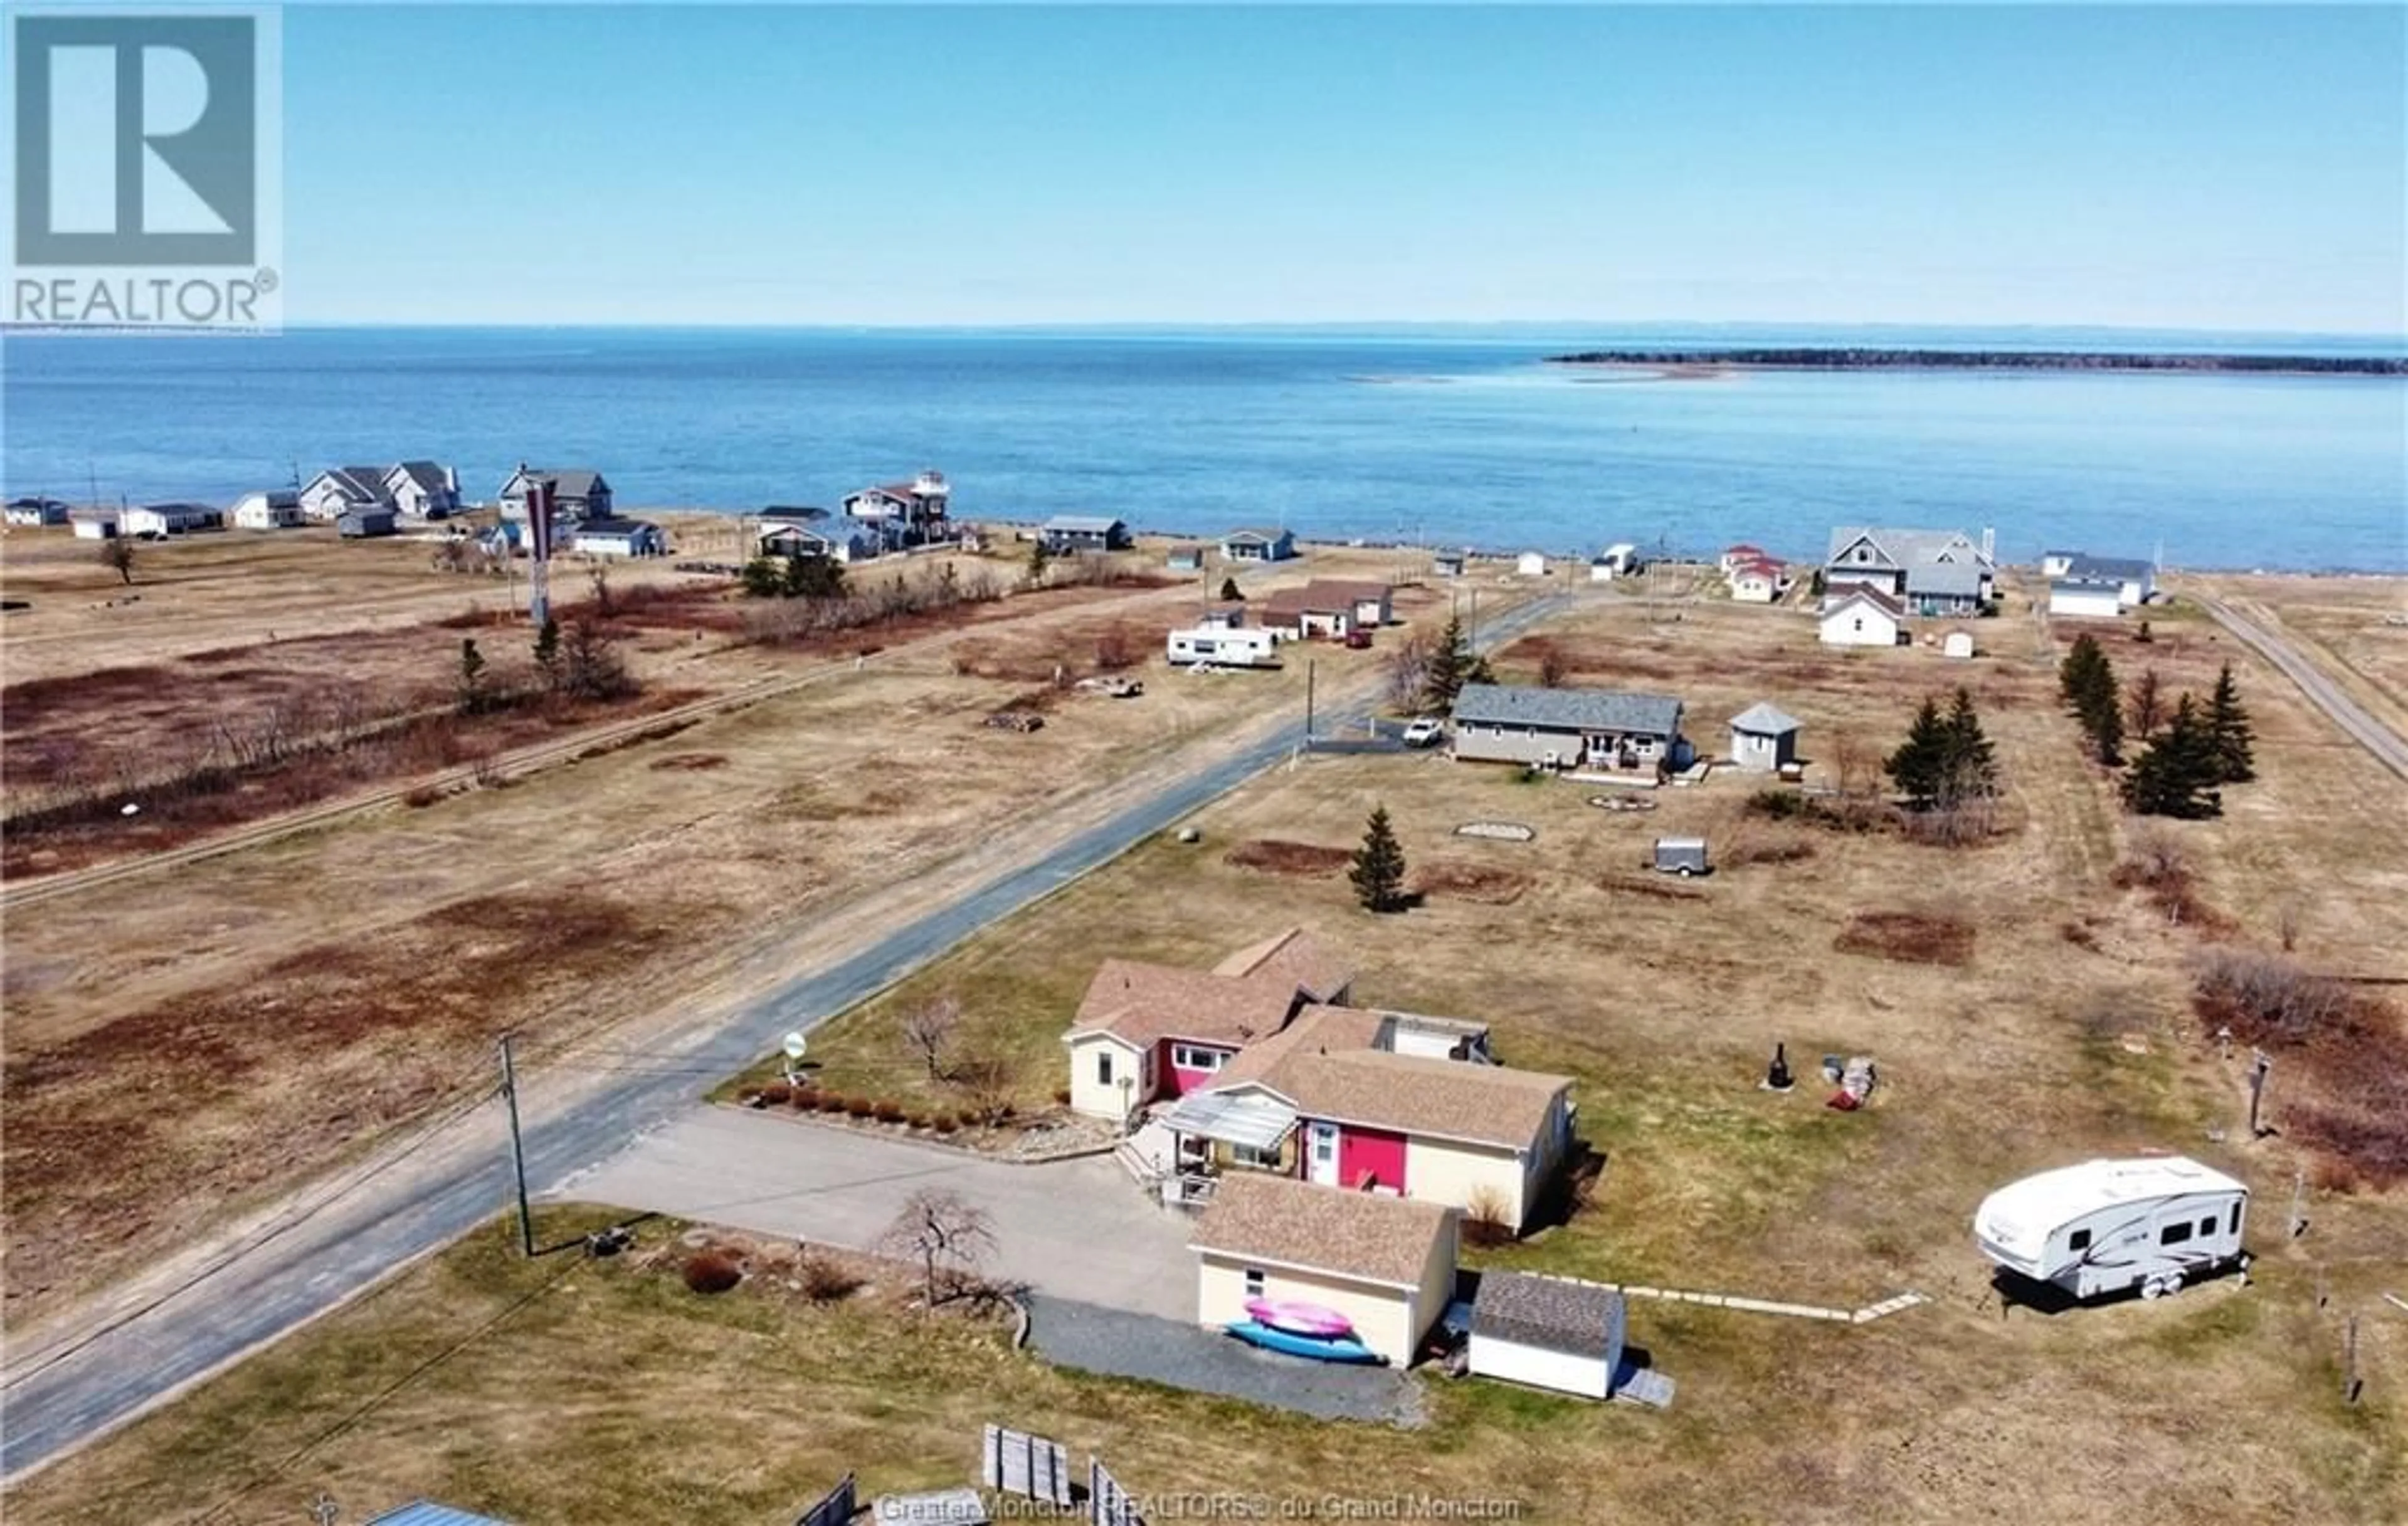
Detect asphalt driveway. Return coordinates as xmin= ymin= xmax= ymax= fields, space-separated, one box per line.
xmin=554 ymin=1107 xmax=1196 ymax=1319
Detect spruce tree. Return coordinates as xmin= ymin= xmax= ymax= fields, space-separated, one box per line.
xmin=2206 ymin=663 xmax=2255 ymax=784
xmin=1218 ymin=576 xmax=1243 ymax=603
xmin=1885 ymin=697 xmax=1950 ymax=807
xmin=2058 ymin=634 xmax=2103 ymax=708
xmin=2122 ymin=695 xmax=2224 ymax=819
xmin=532 ymin=616 xmax=561 ymax=686
xmin=1419 ymin=613 xmax=1472 ymax=712
xmin=2060 ymin=633 xmax=2122 ymax=764
xmin=1027 ymin=538 xmax=1052 ymax=584
xmin=1939 ymin=687 xmax=1998 ymax=804
xmin=456 ymin=637 xmax=489 ymax=715
xmin=741 ymin=556 xmax=784 ymax=598
xmin=1349 ymin=805 xmax=1408 ymax=913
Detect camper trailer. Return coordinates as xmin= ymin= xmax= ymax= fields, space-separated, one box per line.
xmin=1166 ymin=623 xmax=1281 ymax=669
xmin=1974 ymin=1157 xmax=2249 ymax=1301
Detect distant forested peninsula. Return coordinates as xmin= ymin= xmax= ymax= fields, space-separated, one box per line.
xmin=1545 ymin=347 xmax=2406 ymax=376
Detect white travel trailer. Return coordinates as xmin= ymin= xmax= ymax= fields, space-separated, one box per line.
xmin=1974 ymin=1157 xmax=2249 ymax=1301
xmin=1166 ymin=623 xmax=1280 ymax=668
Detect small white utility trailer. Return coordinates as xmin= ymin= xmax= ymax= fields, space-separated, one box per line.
xmin=1974 ymin=1156 xmax=2249 ymax=1301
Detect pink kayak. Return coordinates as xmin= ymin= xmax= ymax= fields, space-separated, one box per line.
xmin=1245 ymin=1297 xmax=1356 ymax=1338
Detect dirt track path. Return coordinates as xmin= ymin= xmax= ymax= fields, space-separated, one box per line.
xmin=0 ymin=592 xmax=1565 ymax=1483
xmin=2195 ymin=596 xmax=2408 ymax=782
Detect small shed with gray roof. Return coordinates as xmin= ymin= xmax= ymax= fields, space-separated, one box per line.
xmin=1467 ymin=1270 xmax=1627 ymax=1399
xmin=1728 ymin=701 xmax=1802 ymax=773
xmin=1449 ymin=683 xmax=1686 ymax=772
xmin=1040 ymin=514 xmax=1132 ymax=553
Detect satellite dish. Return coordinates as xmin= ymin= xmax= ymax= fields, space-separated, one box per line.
xmin=120 ymin=802 xmax=140 ymax=816
xmin=781 ymin=1032 xmax=808 ymax=1061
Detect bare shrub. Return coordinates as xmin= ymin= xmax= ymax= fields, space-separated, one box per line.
xmin=1535 ymin=644 xmax=1567 ymax=689
xmin=1092 ymin=625 xmax=1139 ymax=671
xmin=798 ymin=1252 xmax=863 ymax=1302
xmin=873 ymin=1100 xmax=906 ymax=1125
xmin=2191 ymin=949 xmax=2348 ymax=1044
xmin=758 ymin=1080 xmax=793 ymax=1106
xmin=401 ymin=784 xmax=443 ymax=809
xmin=1383 ymin=630 xmax=1435 ymax=713
xmin=843 ymin=1096 xmax=874 ymax=1119
xmin=815 ymin=1091 xmax=848 ymax=1114
xmin=682 ymin=1250 xmax=743 ymax=1295
xmin=788 ymin=1088 xmax=821 ymax=1111
xmin=2111 ymin=828 xmax=2229 ymax=930
xmin=932 ymin=1113 xmax=961 ymax=1135
xmin=1463 ymin=1186 xmax=1515 ymax=1248
xmin=949 ymin=1058 xmax=1017 ymax=1126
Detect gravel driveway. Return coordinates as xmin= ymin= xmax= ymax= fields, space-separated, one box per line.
xmin=1027 ymin=1295 xmax=1422 ymax=1424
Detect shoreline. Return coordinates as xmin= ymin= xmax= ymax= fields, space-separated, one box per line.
xmin=1545 ymin=347 xmax=2407 ymax=377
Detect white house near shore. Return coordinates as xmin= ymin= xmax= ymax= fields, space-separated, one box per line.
xmin=1819 ymin=586 xmax=1906 ymax=648
xmin=573 ymin=517 xmax=668 ymax=557
xmin=2044 ymin=552 xmax=2157 ymax=619
xmin=231 ymin=490 xmax=304 ymax=529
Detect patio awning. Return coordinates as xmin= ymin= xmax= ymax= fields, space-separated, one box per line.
xmin=1159 ymin=1091 xmax=1299 ymax=1154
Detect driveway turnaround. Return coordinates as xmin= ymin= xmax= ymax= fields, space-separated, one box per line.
xmin=556 ymin=1107 xmax=1196 ymax=1320
xmin=1027 ymin=1295 xmax=1420 ymax=1424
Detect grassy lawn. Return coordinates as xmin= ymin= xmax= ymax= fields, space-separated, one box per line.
xmin=15 ymin=579 xmax=2404 ymax=1523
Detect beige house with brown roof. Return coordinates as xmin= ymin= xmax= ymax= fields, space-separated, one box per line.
xmin=1061 ymin=929 xmax=1353 ymax=1124
xmin=1257 ymin=579 xmax=1393 ymax=641
xmin=1191 ymin=1034 xmax=1575 ymax=1233
xmin=1190 ymin=1173 xmax=1459 ymax=1367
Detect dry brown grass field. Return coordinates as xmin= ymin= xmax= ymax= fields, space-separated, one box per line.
xmin=6 ymin=574 xmax=2402 ymax=1525
xmin=0 ymin=534 xmax=1469 ymax=1329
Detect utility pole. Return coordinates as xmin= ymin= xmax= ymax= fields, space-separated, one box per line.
xmin=1304 ymin=658 xmax=1316 ymax=745
xmin=500 ymin=1034 xmax=534 ymax=1257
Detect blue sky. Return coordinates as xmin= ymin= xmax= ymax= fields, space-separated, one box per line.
xmin=285 ymin=5 xmax=2407 ymax=333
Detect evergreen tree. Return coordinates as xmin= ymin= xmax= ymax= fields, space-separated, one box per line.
xmin=2059 ymin=633 xmax=2122 ymax=764
xmin=1939 ymin=687 xmax=1999 ymax=803
xmin=1218 ymin=576 xmax=1243 ymax=603
xmin=1418 ymin=613 xmax=1473 ymax=712
xmin=740 ymin=556 xmax=784 ymax=598
xmin=2206 ymin=663 xmax=2255 ymax=784
xmin=456 ymin=637 xmax=490 ymax=715
xmin=2122 ymin=695 xmax=2224 ymax=819
xmin=1027 ymin=538 xmax=1052 ymax=584
xmin=532 ymin=616 xmax=561 ymax=685
xmin=779 ymin=552 xmax=844 ymax=599
xmin=1349 ymin=805 xmax=1409 ymax=913
xmin=2057 ymin=633 xmax=2102 ymax=708
xmin=1884 ymin=697 xmax=1950 ymax=807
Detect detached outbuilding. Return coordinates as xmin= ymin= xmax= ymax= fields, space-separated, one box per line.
xmin=1728 ymin=702 xmax=1801 ymax=773
xmin=1468 ymin=1271 xmax=1628 ymax=1399
xmin=1189 ymin=1172 xmax=1459 ymax=1368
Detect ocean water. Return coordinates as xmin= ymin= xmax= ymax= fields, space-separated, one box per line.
xmin=4 ymin=326 xmax=2403 ymax=571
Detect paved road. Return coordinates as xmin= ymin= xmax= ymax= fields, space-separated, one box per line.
xmin=2196 ymin=597 xmax=2408 ymax=782
xmin=558 ymin=1109 xmax=1194 ymax=1319
xmin=0 ymin=594 xmax=1567 ymax=1481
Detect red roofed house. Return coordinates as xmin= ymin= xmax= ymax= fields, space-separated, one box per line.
xmin=1729 ymin=556 xmax=1787 ymax=604
xmin=1062 ymin=929 xmax=1354 ymax=1125
xmin=1719 ymin=543 xmax=1768 ymax=574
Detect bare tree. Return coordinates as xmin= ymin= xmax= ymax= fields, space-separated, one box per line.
xmin=98 ymin=535 xmax=137 ymax=586
xmin=587 ymin=562 xmax=614 ymax=614
xmin=900 ymin=993 xmax=963 ymax=1080
xmin=2126 ymin=667 xmax=2167 ymax=742
xmin=2276 ymin=900 xmax=2303 ymax=955
xmin=1534 ymin=642 xmax=1567 ymax=689
xmin=1383 ymin=629 xmax=1435 ymax=712
xmin=875 ymin=1189 xmax=996 ymax=1309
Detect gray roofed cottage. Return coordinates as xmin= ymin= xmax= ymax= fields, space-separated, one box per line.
xmin=1450 ymin=683 xmax=1686 ymax=772
xmin=1729 ymin=702 xmax=1800 ymax=735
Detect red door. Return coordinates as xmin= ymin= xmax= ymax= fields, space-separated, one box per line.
xmin=1337 ymin=1126 xmax=1407 ymax=1193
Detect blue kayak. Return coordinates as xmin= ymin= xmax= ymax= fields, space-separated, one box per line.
xmin=1225 ymin=1320 xmax=1386 ymax=1364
